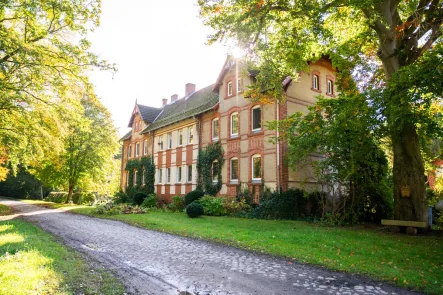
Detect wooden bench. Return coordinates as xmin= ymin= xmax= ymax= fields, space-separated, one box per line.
xmin=381 ymin=219 xmax=427 ymax=234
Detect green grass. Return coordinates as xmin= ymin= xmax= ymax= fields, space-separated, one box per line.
xmin=0 ymin=204 xmax=12 ymax=215
xmin=0 ymin=219 xmax=126 ymax=295
xmin=68 ymin=206 xmax=443 ymax=295
xmin=21 ymin=199 xmax=88 ymax=210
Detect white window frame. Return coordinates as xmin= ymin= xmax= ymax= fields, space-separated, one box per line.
xmin=178 ymin=129 xmax=183 ymax=146
xmin=143 ymin=140 xmax=148 ymax=155
xmin=230 ymin=112 xmax=239 ymax=137
xmin=166 ymin=167 xmax=171 ymax=183
xmin=227 ymin=81 xmax=233 ymax=96
xmin=187 ymin=126 xmax=193 ymax=144
xmin=230 ymin=157 xmax=239 ymax=183
xmin=158 ymin=168 xmax=163 ymax=184
xmin=128 ymin=144 xmax=132 ymax=158
xmin=167 ymin=132 xmax=172 ymax=149
xmin=212 ymin=160 xmax=219 ymax=183
xmin=252 ymin=154 xmax=262 ymax=182
xmin=327 ymin=79 xmax=333 ymax=95
xmin=212 ymin=118 xmax=219 ymax=141
xmin=251 ymin=106 xmax=261 ymax=133
xmin=237 ymin=78 xmax=242 ymax=93
xmin=158 ymin=136 xmax=163 ymax=151
xmin=135 ymin=142 xmax=140 ymax=157
xmin=313 ymin=74 xmax=319 ymax=90
xmin=177 ymin=166 xmax=182 ymax=183
xmin=134 ymin=170 xmax=137 ymax=185
xmin=187 ymin=165 xmax=193 ymax=182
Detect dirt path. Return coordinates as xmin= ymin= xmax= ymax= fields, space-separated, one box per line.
xmin=0 ymin=199 xmax=423 ymax=295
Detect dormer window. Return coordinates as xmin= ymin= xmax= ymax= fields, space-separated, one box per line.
xmin=227 ymin=81 xmax=233 ymax=96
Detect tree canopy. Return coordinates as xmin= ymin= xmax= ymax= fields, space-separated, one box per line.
xmin=199 ymin=0 xmax=443 ymax=223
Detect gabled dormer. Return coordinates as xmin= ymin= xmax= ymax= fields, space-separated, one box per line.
xmin=128 ymin=103 xmax=161 ymax=133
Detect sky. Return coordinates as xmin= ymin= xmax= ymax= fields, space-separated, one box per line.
xmin=88 ymin=0 xmax=229 ymax=136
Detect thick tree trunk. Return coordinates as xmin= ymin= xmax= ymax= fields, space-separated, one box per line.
xmin=67 ymin=185 xmax=74 ymax=204
xmin=392 ymin=124 xmax=428 ymax=224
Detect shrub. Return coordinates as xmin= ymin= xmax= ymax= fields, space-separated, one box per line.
xmin=95 ymin=202 xmax=120 ymax=215
xmin=184 ymin=190 xmax=204 ymax=205
xmin=120 ymin=204 xmax=146 ymax=214
xmin=72 ymin=192 xmax=96 ymax=205
xmin=199 ymin=195 xmax=226 ymax=216
xmin=45 ymin=192 xmax=68 ymax=203
xmin=133 ymin=192 xmax=148 ymax=206
xmin=141 ymin=194 xmax=157 ymax=208
xmin=186 ymin=202 xmax=204 ymax=218
xmin=167 ymin=196 xmax=185 ymax=212
xmin=222 ymin=196 xmax=251 ymax=216
xmin=252 ymin=189 xmax=307 ymax=219
xmin=114 ymin=190 xmax=129 ymax=204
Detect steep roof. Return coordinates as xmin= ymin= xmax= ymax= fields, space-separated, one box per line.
xmin=142 ymin=84 xmax=219 ymax=133
xmin=119 ymin=130 xmax=132 ymax=142
xmin=128 ymin=104 xmax=161 ymax=127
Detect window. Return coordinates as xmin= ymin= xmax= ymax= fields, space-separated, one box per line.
xmin=230 ymin=112 xmax=239 ymax=137
xmin=212 ymin=118 xmax=219 ymax=141
xmin=252 ymin=154 xmax=262 ymax=181
xmin=142 ymin=169 xmax=145 ymax=185
xmin=158 ymin=168 xmax=163 ymax=183
xmin=135 ymin=142 xmax=140 ymax=157
xmin=252 ymin=106 xmax=261 ymax=132
xmin=178 ymin=129 xmax=183 ymax=146
xmin=167 ymin=132 xmax=172 ymax=149
xmin=187 ymin=127 xmax=193 ymax=144
xmin=187 ymin=165 xmax=193 ymax=182
xmin=134 ymin=170 xmax=137 ymax=185
xmin=212 ymin=160 xmax=219 ymax=182
xmin=143 ymin=140 xmax=148 ymax=155
xmin=313 ymin=74 xmax=319 ymax=90
xmin=327 ymin=79 xmax=334 ymax=95
xmin=227 ymin=81 xmax=233 ymax=96
xmin=126 ymin=172 xmax=129 ymax=187
xmin=230 ymin=158 xmax=239 ymax=182
xmin=177 ymin=166 xmax=182 ymax=183
xmin=166 ymin=168 xmax=171 ymax=183
xmin=237 ymin=78 xmax=242 ymax=93
xmin=158 ymin=136 xmax=163 ymax=151
xmin=128 ymin=144 xmax=132 ymax=158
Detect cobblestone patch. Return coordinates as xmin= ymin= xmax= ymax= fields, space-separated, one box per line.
xmin=0 ymin=199 xmax=423 ymax=295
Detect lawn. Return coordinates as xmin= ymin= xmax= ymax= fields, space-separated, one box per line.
xmin=66 ymin=206 xmax=443 ymax=295
xmin=0 ymin=204 xmax=12 ymax=215
xmin=0 ymin=216 xmax=126 ymax=295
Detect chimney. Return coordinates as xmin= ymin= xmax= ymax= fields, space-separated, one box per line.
xmin=185 ymin=83 xmax=196 ymax=97
xmin=171 ymin=94 xmax=178 ymax=103
xmin=162 ymin=98 xmax=168 ymax=106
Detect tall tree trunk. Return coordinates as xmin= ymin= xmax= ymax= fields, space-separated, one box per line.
xmin=67 ymin=184 xmax=74 ymax=204
xmin=392 ymin=124 xmax=428 ymax=224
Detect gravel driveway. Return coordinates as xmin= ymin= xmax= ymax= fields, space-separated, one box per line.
xmin=0 ymin=199 xmax=422 ymax=295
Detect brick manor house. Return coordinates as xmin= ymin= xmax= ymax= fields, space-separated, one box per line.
xmin=120 ymin=57 xmax=336 ymax=202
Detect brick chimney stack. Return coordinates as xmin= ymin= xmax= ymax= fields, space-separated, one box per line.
xmin=185 ymin=83 xmax=196 ymax=97
xmin=171 ymin=94 xmax=178 ymax=103
xmin=162 ymin=98 xmax=168 ymax=107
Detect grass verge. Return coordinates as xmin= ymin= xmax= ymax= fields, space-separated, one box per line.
xmin=0 ymin=204 xmax=12 ymax=215
xmin=67 ymin=206 xmax=443 ymax=295
xmin=0 ymin=218 xmax=126 ymax=295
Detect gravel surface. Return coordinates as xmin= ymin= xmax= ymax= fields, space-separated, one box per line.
xmin=0 ymin=199 xmax=423 ymax=295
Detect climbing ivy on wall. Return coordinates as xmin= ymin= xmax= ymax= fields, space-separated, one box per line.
xmin=125 ymin=156 xmax=155 ymax=196
xmin=197 ymin=142 xmax=225 ymax=196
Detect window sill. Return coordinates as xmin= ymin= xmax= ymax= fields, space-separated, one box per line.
xmin=251 ymin=179 xmax=262 ymax=184
xmin=248 ymin=131 xmax=263 ymax=137
xmin=230 ymin=180 xmax=239 ymax=185
xmin=311 ymin=88 xmax=322 ymax=93
xmin=212 ymin=137 xmax=219 ymax=142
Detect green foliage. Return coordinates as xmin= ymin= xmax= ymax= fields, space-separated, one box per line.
xmin=114 ymin=190 xmax=129 ymax=204
xmin=125 ymin=156 xmax=156 ymax=198
xmin=252 ymin=189 xmax=310 ymax=220
xmin=184 ymin=190 xmax=204 ymax=205
xmin=45 ymin=192 xmax=68 ymax=204
xmin=186 ymin=202 xmax=204 ymax=218
xmin=0 ymin=166 xmax=49 ymax=199
xmin=72 ymin=192 xmax=96 ymax=205
xmin=140 ymin=194 xmax=157 ymax=209
xmin=95 ymin=202 xmax=146 ymax=215
xmin=133 ymin=192 xmax=148 ymax=206
xmin=167 ymin=196 xmax=185 ymax=212
xmin=196 ymin=142 xmax=225 ymax=195
xmin=199 ymin=196 xmax=226 ymax=216
xmin=222 ymin=196 xmax=251 ymax=216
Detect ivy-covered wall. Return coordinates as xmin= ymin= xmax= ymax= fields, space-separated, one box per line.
xmin=197 ymin=142 xmax=225 ymax=195
xmin=125 ymin=156 xmax=155 ymax=196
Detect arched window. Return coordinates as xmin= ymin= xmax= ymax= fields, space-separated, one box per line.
xmin=230 ymin=112 xmax=239 ymax=137
xmin=227 ymin=81 xmax=233 ymax=96
xmin=252 ymin=154 xmax=262 ymax=181
xmin=212 ymin=160 xmax=219 ymax=182
xmin=313 ymin=74 xmax=319 ymax=90
xmin=327 ymin=79 xmax=334 ymax=95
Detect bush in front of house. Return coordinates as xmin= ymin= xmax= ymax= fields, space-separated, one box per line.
xmin=114 ymin=190 xmax=129 ymax=204
xmin=184 ymin=190 xmax=204 ymax=205
xmin=140 ymin=194 xmax=157 ymax=208
xmin=199 ymin=195 xmax=226 ymax=216
xmin=252 ymin=189 xmax=307 ymax=219
xmin=133 ymin=192 xmax=148 ymax=206
xmin=45 ymin=192 xmax=68 ymax=203
xmin=186 ymin=202 xmax=204 ymax=218
xmin=72 ymin=192 xmax=96 ymax=205
xmin=167 ymin=195 xmax=185 ymax=212
xmin=222 ymin=196 xmax=251 ymax=216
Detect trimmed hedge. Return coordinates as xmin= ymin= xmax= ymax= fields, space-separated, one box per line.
xmin=184 ymin=190 xmax=204 ymax=205
xmin=186 ymin=202 xmax=204 ymax=218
